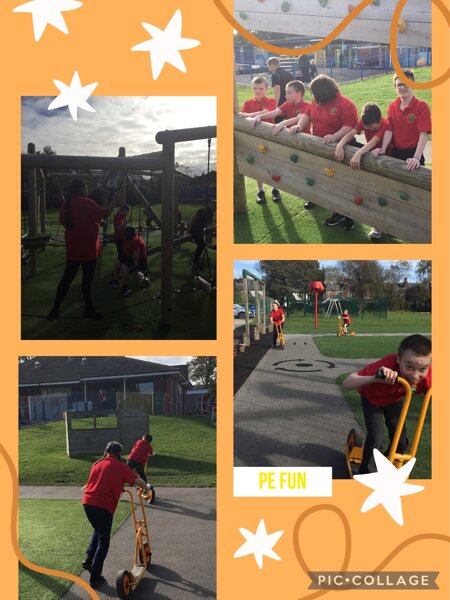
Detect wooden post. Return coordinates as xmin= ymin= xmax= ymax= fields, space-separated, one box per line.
xmin=160 ymin=140 xmax=175 ymax=326
xmin=39 ymin=169 xmax=46 ymax=234
xmin=254 ymin=278 xmax=261 ymax=333
xmin=243 ymin=277 xmax=250 ymax=346
xmin=27 ymin=143 xmax=38 ymax=276
xmin=118 ymin=146 xmax=127 ymax=206
xmin=234 ymin=73 xmax=247 ymax=213
xmin=262 ymin=283 xmax=266 ymax=334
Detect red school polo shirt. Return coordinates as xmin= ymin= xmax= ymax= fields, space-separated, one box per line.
xmin=386 ymin=96 xmax=431 ymax=150
xmin=128 ymin=439 xmax=154 ymax=465
xmin=113 ymin=212 xmax=127 ymax=241
xmin=355 ymin=117 xmax=389 ymax=147
xmin=305 ymin=93 xmax=358 ymax=138
xmin=60 ymin=195 xmax=107 ymax=262
xmin=278 ymin=99 xmax=311 ymax=133
xmin=124 ymin=235 xmax=146 ymax=260
xmin=82 ymin=456 xmax=138 ymax=515
xmin=357 ymin=354 xmax=432 ymax=407
xmin=242 ymin=97 xmax=278 ymax=123
xmin=270 ymin=308 xmax=284 ymax=325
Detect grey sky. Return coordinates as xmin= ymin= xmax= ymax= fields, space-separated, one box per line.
xmin=21 ymin=96 xmax=216 ymax=175
xmin=127 ymin=356 xmax=193 ymax=365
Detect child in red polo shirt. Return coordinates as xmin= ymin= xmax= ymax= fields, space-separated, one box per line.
xmin=82 ymin=441 xmax=151 ymax=588
xmin=340 ymin=309 xmax=351 ymax=334
xmin=126 ymin=434 xmax=154 ymax=483
xmin=108 ymin=226 xmax=148 ymax=297
xmin=47 ymin=179 xmax=117 ymax=321
xmin=335 ymin=103 xmax=392 ymax=239
xmin=289 ymin=75 xmax=358 ymax=228
xmin=238 ymin=76 xmax=281 ymax=204
xmin=372 ymin=69 xmax=431 ymax=171
xmin=248 ymin=80 xmax=311 ymax=135
xmin=113 ymin=204 xmax=131 ymax=260
xmin=270 ymin=300 xmax=285 ymax=348
xmin=342 ymin=334 xmax=431 ymax=474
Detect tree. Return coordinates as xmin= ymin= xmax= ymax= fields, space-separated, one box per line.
xmin=405 ymin=284 xmax=431 ymax=312
xmin=337 ymin=261 xmax=386 ymax=303
xmin=257 ymin=260 xmax=322 ymax=301
xmin=415 ymin=260 xmax=431 ymax=288
xmin=383 ymin=261 xmax=411 ymax=311
xmin=188 ymin=357 xmax=216 ymax=389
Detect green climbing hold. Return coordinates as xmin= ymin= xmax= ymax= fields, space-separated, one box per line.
xmin=281 ymin=1 xmax=291 ymax=12
xmin=239 ymin=12 xmax=248 ymax=20
xmin=372 ymin=0 xmax=381 ymax=5
xmin=318 ymin=0 xmax=329 ymax=7
xmin=306 ymin=177 xmax=315 ymax=186
xmin=289 ymin=154 xmax=299 ymax=163
xmin=398 ymin=191 xmax=410 ymax=201
xmin=377 ymin=196 xmax=388 ymax=207
xmin=246 ymin=155 xmax=255 ymax=164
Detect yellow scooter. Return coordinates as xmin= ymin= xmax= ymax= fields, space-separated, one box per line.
xmin=345 ymin=371 xmax=432 ymax=477
xmin=276 ymin=323 xmax=285 ymax=349
xmin=116 ymin=487 xmax=154 ymax=599
xmin=337 ymin=316 xmax=356 ymax=337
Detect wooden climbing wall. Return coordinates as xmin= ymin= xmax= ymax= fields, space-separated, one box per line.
xmin=234 ymin=117 xmax=431 ymax=243
xmin=234 ymin=0 xmax=431 ymax=47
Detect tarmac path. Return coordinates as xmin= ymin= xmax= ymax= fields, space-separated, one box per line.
xmin=20 ymin=487 xmax=216 ymax=600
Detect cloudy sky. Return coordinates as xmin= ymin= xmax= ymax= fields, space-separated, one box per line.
xmin=234 ymin=260 xmax=421 ymax=281
xmin=127 ymin=356 xmax=192 ymax=365
xmin=21 ymin=96 xmax=216 ymax=174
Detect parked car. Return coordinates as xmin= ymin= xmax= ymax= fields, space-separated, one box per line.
xmin=233 ymin=304 xmax=255 ymax=319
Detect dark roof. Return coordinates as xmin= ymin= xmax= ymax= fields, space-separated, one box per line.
xmin=19 ymin=356 xmax=189 ymax=387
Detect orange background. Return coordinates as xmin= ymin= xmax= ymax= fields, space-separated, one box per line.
xmin=0 ymin=0 xmax=448 ymax=598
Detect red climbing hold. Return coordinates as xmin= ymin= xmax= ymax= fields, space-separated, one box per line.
xmin=272 ymin=175 xmax=281 ymax=182
xmin=353 ymin=195 xmax=364 ymax=205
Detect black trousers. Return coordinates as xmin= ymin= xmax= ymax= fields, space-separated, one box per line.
xmin=84 ymin=504 xmax=113 ymax=578
xmin=126 ymin=458 xmax=147 ymax=483
xmin=52 ymin=259 xmax=97 ymax=311
xmin=192 ymin=233 xmax=206 ymax=265
xmin=359 ymin=396 xmax=408 ymax=474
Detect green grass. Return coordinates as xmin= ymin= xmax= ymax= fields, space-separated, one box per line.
xmin=21 ymin=241 xmax=216 ymax=340
xmin=336 ymin=374 xmax=431 ymax=479
xmin=235 ymin=69 xmax=431 ymax=244
xmin=20 ymin=416 xmax=216 ymax=487
xmin=19 ymin=499 xmax=130 ymax=600
xmin=283 ymin=311 xmax=431 ymax=334
xmin=313 ymin=335 xmax=425 ymax=359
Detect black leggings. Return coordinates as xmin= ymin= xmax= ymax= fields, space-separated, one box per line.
xmin=84 ymin=504 xmax=113 ymax=578
xmin=52 ymin=259 xmax=97 ymax=312
xmin=392 ymin=147 xmax=425 ymax=165
xmin=192 ymin=233 xmax=206 ymax=265
xmin=126 ymin=459 xmax=147 ymax=483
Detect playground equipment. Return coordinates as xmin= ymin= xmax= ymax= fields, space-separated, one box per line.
xmin=21 ymin=126 xmax=216 ymax=326
xmin=116 ymin=487 xmax=154 ymax=600
xmin=276 ymin=323 xmax=285 ymax=349
xmin=309 ymin=281 xmax=325 ymax=330
xmin=233 ymin=0 xmax=431 ymax=46
xmin=345 ymin=371 xmax=432 ymax=477
xmin=234 ymin=118 xmax=431 ymax=243
xmin=241 ymin=269 xmax=268 ymax=346
xmin=337 ymin=316 xmax=356 ymax=336
xmin=324 ymin=297 xmax=343 ymax=318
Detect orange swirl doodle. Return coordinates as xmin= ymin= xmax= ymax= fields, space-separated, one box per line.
xmin=292 ymin=504 xmax=450 ymax=600
xmin=0 ymin=443 xmax=100 ymax=600
xmin=212 ymin=0 xmax=450 ymax=90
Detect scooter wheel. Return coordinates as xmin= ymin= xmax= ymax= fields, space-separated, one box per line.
xmin=116 ymin=570 xmax=133 ymax=600
xmin=350 ymin=331 xmax=356 ymax=336
xmin=149 ymin=485 xmax=156 ymax=504
xmin=139 ymin=542 xmax=152 ymax=570
xmin=346 ymin=428 xmax=363 ymax=451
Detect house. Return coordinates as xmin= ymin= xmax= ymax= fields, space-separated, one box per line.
xmin=19 ymin=356 xmax=191 ymax=425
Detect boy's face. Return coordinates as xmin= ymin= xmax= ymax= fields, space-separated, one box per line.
xmin=267 ymin=63 xmax=277 ymax=73
xmin=286 ymin=86 xmax=303 ymax=103
xmin=397 ymin=349 xmax=431 ymax=386
xmin=394 ymin=78 xmax=413 ymax=98
xmin=363 ymin=119 xmax=382 ymax=132
xmin=252 ymin=82 xmax=268 ymax=100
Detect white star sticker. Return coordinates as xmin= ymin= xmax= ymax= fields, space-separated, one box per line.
xmin=13 ymin=0 xmax=83 ymax=42
xmin=48 ymin=71 xmax=98 ymax=121
xmin=131 ymin=9 xmax=200 ymax=80
xmin=354 ymin=450 xmax=424 ymax=526
xmin=234 ymin=519 xmax=283 ymax=569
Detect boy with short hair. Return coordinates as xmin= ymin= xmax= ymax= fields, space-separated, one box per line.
xmin=249 ymin=80 xmax=311 ymax=135
xmin=238 ymin=76 xmax=281 ymax=204
xmin=266 ymin=56 xmax=292 ymax=108
xmin=126 ymin=434 xmax=154 ymax=483
xmin=343 ymin=334 xmax=431 ymax=474
xmin=372 ymin=69 xmax=431 ymax=172
xmin=335 ymin=102 xmax=392 ymax=239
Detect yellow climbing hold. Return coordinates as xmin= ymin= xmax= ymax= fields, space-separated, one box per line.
xmin=258 ymin=144 xmax=268 ymax=153
xmin=324 ymin=167 xmax=336 ymax=177
xmin=397 ymin=19 xmax=408 ymax=33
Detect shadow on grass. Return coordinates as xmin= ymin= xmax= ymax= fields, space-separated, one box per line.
xmin=19 ymin=564 xmax=70 ymax=599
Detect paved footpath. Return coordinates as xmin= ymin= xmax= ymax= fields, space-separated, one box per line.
xmin=20 ymin=487 xmax=216 ymax=600
xmin=234 ymin=333 xmax=369 ymax=477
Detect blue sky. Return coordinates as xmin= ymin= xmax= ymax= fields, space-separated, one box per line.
xmin=21 ymin=96 xmax=216 ymax=175
xmin=233 ymin=260 xmax=421 ymax=281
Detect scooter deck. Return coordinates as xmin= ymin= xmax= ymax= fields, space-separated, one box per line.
xmin=131 ymin=565 xmax=146 ymax=580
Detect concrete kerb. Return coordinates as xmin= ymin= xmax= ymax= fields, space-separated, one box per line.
xmin=20 ymin=487 xmax=216 ymax=600
xmin=234 ymin=333 xmax=371 ymax=475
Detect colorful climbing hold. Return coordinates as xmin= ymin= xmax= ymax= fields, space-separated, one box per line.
xmin=258 ymin=144 xmax=268 ymax=153
xmin=377 ymin=196 xmax=388 ymax=207
xmin=353 ymin=195 xmax=364 ymax=206
xmin=398 ymin=191 xmax=409 ymax=201
xmin=239 ymin=12 xmax=248 ymax=20
xmin=318 ymin=0 xmax=329 ymax=7
xmin=324 ymin=167 xmax=336 ymax=177
xmin=372 ymin=0 xmax=380 ymax=5
xmin=306 ymin=177 xmax=315 ymax=186
xmin=281 ymin=1 xmax=291 ymax=12
xmin=397 ymin=19 xmax=408 ymax=33
xmin=347 ymin=4 xmax=355 ymax=13
xmin=246 ymin=155 xmax=255 ymax=164
xmin=289 ymin=154 xmax=299 ymax=163
xmin=272 ymin=174 xmax=281 ymax=182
